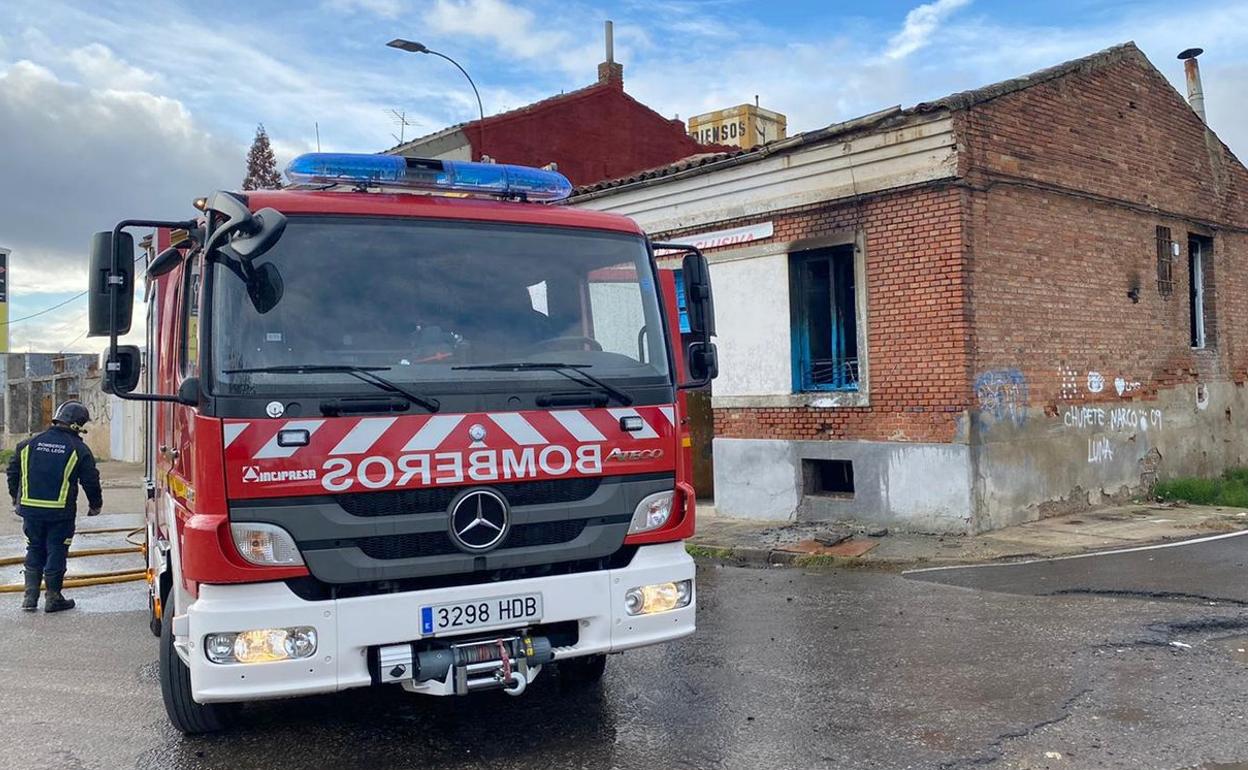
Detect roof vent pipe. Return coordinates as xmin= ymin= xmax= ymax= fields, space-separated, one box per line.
xmin=1178 ymin=47 xmax=1206 ymax=123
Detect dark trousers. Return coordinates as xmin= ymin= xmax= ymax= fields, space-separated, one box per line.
xmin=23 ymin=518 xmax=76 ymax=576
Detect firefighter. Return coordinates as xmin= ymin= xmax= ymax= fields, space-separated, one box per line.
xmin=7 ymin=401 xmax=103 ymax=612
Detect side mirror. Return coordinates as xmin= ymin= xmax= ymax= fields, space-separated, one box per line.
xmin=687 ymin=341 xmax=719 ymax=385
xmin=203 ymin=191 xmax=287 ymax=263
xmin=176 ymin=377 xmax=201 ymax=406
xmin=103 ymin=345 xmax=142 ymax=394
xmin=147 ymin=245 xmax=185 ymax=278
xmin=203 ymin=191 xmax=254 ymax=254
xmin=681 ymin=252 xmax=716 ymax=337
xmin=230 ymin=207 xmax=287 ymax=261
xmin=88 ymin=231 xmax=135 ymax=337
xmin=246 ymin=262 xmax=284 ymax=314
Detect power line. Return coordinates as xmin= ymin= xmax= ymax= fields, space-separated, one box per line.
xmin=3 ymin=290 xmax=87 ymax=325
xmin=56 ymin=310 xmax=91 ymax=353
xmin=2 ymin=252 xmax=148 ymax=327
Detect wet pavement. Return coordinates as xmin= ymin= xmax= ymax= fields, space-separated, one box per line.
xmin=4 ymin=535 xmax=1248 ymax=768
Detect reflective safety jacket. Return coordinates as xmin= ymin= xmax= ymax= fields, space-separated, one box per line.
xmin=7 ymin=426 xmax=102 ymax=520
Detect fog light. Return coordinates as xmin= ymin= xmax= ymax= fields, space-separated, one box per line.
xmin=204 ymin=626 xmax=318 ymax=664
xmin=205 ymin=633 xmax=237 ymax=664
xmin=624 ymin=580 xmax=693 ymax=616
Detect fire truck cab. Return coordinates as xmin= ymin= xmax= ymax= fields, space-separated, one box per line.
xmin=86 ymin=154 xmax=717 ymax=733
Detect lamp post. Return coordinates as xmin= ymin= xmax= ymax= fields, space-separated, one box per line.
xmin=387 ymin=39 xmax=486 ymax=158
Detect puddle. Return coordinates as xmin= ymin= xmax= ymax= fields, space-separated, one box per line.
xmin=1214 ymin=636 xmax=1248 ymax=664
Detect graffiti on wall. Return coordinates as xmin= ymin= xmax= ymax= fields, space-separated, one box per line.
xmin=1059 ymin=367 xmax=1147 ymax=401
xmin=1088 ymin=437 xmax=1114 ymax=464
xmin=1059 ymin=367 xmax=1080 ymax=400
xmin=974 ymin=369 xmax=1029 ymax=426
xmin=1113 ymin=377 xmax=1141 ymax=396
xmin=981 ymin=366 xmax=1165 ymax=466
xmin=1059 ymin=404 xmax=1164 ymax=464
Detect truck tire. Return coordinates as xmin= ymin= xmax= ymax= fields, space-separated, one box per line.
xmin=160 ymin=601 xmax=233 ymax=734
xmin=557 ymin=653 xmax=607 ymax=689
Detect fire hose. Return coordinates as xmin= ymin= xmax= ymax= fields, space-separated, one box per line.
xmin=0 ymin=526 xmax=146 ymax=592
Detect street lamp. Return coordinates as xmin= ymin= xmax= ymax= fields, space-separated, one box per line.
xmin=387 ymin=39 xmax=486 ymax=157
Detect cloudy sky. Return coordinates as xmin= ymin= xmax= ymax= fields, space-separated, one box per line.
xmin=3 ymin=0 xmax=1247 ymax=352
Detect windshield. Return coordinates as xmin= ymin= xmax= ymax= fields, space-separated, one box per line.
xmin=210 ymin=216 xmax=670 ymax=396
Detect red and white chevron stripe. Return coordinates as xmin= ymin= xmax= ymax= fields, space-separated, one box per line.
xmin=222 ymin=406 xmax=676 ymax=499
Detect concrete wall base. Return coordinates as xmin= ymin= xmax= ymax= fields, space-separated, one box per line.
xmin=713 ymin=437 xmax=974 ymax=533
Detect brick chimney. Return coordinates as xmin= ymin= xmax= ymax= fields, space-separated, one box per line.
xmin=597 ymin=20 xmax=623 ymax=88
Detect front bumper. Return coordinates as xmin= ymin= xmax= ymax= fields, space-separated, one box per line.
xmin=183 ymin=542 xmax=694 ymax=703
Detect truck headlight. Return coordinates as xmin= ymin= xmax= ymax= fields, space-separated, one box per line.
xmin=230 ymin=522 xmax=304 ymax=566
xmin=624 ymin=580 xmax=693 ymax=615
xmin=629 ymin=490 xmax=675 ymax=534
xmin=205 ymin=627 xmax=318 ymax=664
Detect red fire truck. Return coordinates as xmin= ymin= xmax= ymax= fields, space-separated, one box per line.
xmin=86 ymin=154 xmax=717 ymax=733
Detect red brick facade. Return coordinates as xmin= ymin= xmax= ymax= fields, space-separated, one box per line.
xmin=706 ymin=185 xmax=972 ymax=443
xmin=957 ymin=50 xmax=1248 ymax=411
xmin=578 ymin=44 xmax=1248 ymax=528
xmin=468 ymin=83 xmax=722 ymax=187
xmin=693 ymin=46 xmax=1248 ymax=451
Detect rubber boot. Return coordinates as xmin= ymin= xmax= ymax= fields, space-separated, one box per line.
xmin=43 ymin=571 xmax=75 ymax=613
xmin=21 ymin=569 xmax=42 ymax=612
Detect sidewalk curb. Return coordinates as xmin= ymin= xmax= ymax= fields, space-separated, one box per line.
xmin=686 ymin=543 xmax=908 ymax=570
xmin=687 ymin=528 xmax=1248 ymax=572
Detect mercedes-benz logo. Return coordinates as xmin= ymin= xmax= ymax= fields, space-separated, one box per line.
xmin=447 ymin=488 xmax=510 ymax=552
xmin=468 ymin=423 xmax=487 ymax=442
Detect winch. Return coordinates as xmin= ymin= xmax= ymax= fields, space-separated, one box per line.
xmin=375 ymin=634 xmax=554 ymax=695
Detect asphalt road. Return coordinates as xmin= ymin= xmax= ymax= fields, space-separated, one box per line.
xmin=5 ymin=534 xmax=1248 ymax=769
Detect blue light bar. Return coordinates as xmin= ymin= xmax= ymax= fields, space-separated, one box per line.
xmin=284 ymin=153 xmax=573 ymax=202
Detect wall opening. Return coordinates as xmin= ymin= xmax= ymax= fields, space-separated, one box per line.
xmin=790 ymin=245 xmax=859 ymax=391
xmin=803 ymin=459 xmax=855 ymax=498
xmin=1155 ymin=225 xmax=1175 ymax=297
xmin=1188 ymin=234 xmax=1213 ymax=348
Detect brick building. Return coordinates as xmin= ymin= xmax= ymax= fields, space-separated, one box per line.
xmin=387 ymin=34 xmax=724 ymax=187
xmin=572 ymin=43 xmax=1248 ymax=533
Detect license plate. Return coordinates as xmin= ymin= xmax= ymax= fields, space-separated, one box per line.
xmin=420 ymin=594 xmax=543 ymax=636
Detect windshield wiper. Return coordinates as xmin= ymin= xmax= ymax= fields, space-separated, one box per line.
xmin=222 ymin=364 xmax=440 ymax=413
xmin=452 ymin=362 xmax=633 ymax=406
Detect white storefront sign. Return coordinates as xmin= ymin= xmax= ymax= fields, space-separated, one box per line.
xmin=654 ymin=221 xmax=774 ymax=254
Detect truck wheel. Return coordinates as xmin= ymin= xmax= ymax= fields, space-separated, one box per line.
xmin=159 ymin=601 xmax=233 ymax=734
xmin=558 ymin=654 xmax=607 ymax=689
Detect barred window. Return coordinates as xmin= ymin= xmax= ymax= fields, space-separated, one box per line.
xmin=1156 ymin=225 xmax=1175 ymax=298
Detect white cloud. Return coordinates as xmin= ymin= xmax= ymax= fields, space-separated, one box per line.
xmin=884 ymin=0 xmax=972 ymax=60
xmin=9 ymin=303 xmax=89 ymax=354
xmin=0 ymin=57 xmax=240 ymax=352
xmin=9 ymin=257 xmax=86 ymax=297
xmin=67 ymin=43 xmax=163 ymax=91
xmin=420 ymin=0 xmax=614 ymax=81
xmin=323 ymin=0 xmax=405 ymax=17
xmin=425 ymin=0 xmax=566 ymax=60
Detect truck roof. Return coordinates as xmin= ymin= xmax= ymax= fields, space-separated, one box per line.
xmin=243 ymin=189 xmax=645 ymax=236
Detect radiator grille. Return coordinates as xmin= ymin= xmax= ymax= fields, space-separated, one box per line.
xmin=356 ymin=519 xmax=589 ymax=560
